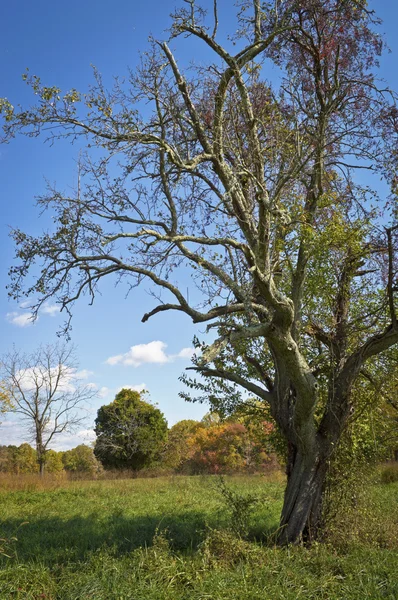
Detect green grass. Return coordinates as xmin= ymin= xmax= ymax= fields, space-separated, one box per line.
xmin=0 ymin=474 xmax=397 ymax=599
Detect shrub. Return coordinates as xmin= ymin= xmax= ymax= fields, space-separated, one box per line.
xmin=380 ymin=463 xmax=398 ymax=484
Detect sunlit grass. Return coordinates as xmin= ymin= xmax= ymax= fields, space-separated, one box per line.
xmin=0 ymin=474 xmax=397 ymax=599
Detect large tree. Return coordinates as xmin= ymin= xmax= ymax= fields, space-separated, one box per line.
xmin=0 ymin=344 xmax=94 ymax=475
xmin=94 ymin=389 xmax=168 ymax=470
xmin=1 ymin=0 xmax=398 ymax=543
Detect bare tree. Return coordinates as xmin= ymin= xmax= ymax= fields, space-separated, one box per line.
xmin=1 ymin=0 xmax=398 ymax=542
xmin=0 ymin=344 xmax=95 ymax=475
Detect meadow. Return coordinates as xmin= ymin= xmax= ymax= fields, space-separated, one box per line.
xmin=0 ymin=473 xmax=397 ymax=599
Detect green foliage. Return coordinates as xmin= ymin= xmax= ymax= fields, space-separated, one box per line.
xmin=12 ymin=444 xmax=38 ymax=475
xmin=43 ymin=450 xmax=64 ymax=474
xmin=162 ymin=420 xmax=204 ymax=470
xmin=62 ymin=444 xmax=102 ymax=475
xmin=380 ymin=463 xmax=398 ymax=484
xmin=94 ymin=389 xmax=168 ymax=470
xmin=215 ymin=476 xmax=266 ymax=538
xmin=0 ymin=444 xmax=72 ymax=475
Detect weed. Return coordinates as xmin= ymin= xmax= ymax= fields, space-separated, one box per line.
xmin=215 ymin=475 xmax=268 ymax=538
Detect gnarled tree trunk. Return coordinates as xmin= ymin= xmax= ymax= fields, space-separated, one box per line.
xmin=278 ymin=448 xmax=328 ymax=545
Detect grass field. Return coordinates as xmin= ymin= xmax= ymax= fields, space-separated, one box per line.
xmin=0 ymin=474 xmax=397 ymax=599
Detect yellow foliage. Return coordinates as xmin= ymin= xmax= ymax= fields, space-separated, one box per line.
xmin=0 ymin=381 xmax=13 ymax=413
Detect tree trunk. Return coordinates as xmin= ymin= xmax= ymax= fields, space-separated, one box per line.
xmin=277 ymin=450 xmax=328 ymax=546
xmin=39 ymin=459 xmax=45 ymax=477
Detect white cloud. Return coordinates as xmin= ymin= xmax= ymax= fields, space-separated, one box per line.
xmin=19 ymin=300 xmax=32 ymax=309
xmin=75 ymin=369 xmax=94 ymax=380
xmin=86 ymin=382 xmax=98 ymax=391
xmin=117 ymin=383 xmax=147 ymax=393
xmin=41 ymin=303 xmax=59 ymax=317
xmin=76 ymin=428 xmax=96 ymax=442
xmin=47 ymin=428 xmax=96 ymax=451
xmin=76 ymin=383 xmax=108 ymax=398
xmin=5 ymin=301 xmax=61 ymax=329
xmin=106 ymin=354 xmax=124 ymax=366
xmin=0 ymin=417 xmax=96 ymax=451
xmin=106 ymin=341 xmax=195 ymax=368
xmin=106 ymin=341 xmax=170 ymax=367
xmin=6 ymin=312 xmax=36 ymax=327
xmin=175 ymin=347 xmax=195 ymax=359
xmin=11 ymin=365 xmax=96 ymax=395
xmin=0 ymin=419 xmax=28 ymax=445
xmin=98 ymin=386 xmax=111 ymax=398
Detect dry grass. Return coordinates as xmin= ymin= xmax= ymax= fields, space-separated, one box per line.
xmin=0 ymin=467 xmax=287 ymax=493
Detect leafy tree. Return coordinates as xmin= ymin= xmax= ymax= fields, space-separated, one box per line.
xmin=2 ymin=0 xmax=398 ymax=543
xmin=94 ymin=389 xmax=168 ymax=470
xmin=184 ymin=420 xmax=273 ymax=474
xmin=163 ymin=419 xmax=204 ymax=470
xmin=0 ymin=446 xmax=10 ymax=472
xmin=62 ymin=444 xmax=102 ymax=475
xmin=0 ymin=344 xmax=95 ymax=476
xmin=44 ymin=449 xmax=65 ymax=473
xmin=13 ymin=443 xmax=38 ymax=474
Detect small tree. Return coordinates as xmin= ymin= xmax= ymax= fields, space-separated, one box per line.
xmin=13 ymin=443 xmax=38 ymax=474
xmin=0 ymin=344 xmax=94 ymax=476
xmin=94 ymin=389 xmax=168 ymax=470
xmin=62 ymin=444 xmax=101 ymax=476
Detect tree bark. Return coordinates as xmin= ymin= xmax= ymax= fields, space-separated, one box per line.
xmin=278 ymin=449 xmax=328 ymax=546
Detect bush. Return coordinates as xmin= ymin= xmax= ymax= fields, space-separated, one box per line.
xmin=380 ymin=463 xmax=398 ymax=484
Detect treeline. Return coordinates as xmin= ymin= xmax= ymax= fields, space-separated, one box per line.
xmin=0 ymin=444 xmax=101 ymax=476
xmin=93 ymin=389 xmax=278 ymax=475
xmin=0 ymin=392 xmax=278 ymax=477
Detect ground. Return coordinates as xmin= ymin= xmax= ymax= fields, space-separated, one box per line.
xmin=0 ymin=474 xmax=397 ymax=599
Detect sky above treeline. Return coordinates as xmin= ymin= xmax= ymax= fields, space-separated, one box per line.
xmin=1 ymin=0 xmax=397 ymax=449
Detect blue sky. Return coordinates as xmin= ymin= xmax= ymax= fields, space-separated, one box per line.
xmin=1 ymin=0 xmax=397 ymax=449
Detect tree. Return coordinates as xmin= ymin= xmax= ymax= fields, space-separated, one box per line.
xmin=13 ymin=443 xmax=38 ymax=474
xmin=44 ymin=449 xmax=65 ymax=474
xmin=184 ymin=420 xmax=272 ymax=474
xmin=163 ymin=419 xmax=204 ymax=470
xmin=94 ymin=389 xmax=168 ymax=470
xmin=1 ymin=0 xmax=398 ymax=543
xmin=62 ymin=444 xmax=102 ymax=475
xmin=0 ymin=344 xmax=94 ymax=476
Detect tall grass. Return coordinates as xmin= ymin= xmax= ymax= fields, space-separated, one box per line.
xmin=0 ymin=474 xmax=397 ymax=599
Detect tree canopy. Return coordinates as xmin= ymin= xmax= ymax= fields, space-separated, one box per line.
xmin=94 ymin=389 xmax=168 ymax=470
xmin=1 ymin=0 xmax=398 ymax=543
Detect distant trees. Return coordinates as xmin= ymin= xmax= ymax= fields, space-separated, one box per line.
xmin=94 ymin=389 xmax=168 ymax=470
xmin=0 ymin=410 xmax=277 ymax=476
xmin=62 ymin=444 xmax=102 ymax=476
xmin=182 ymin=419 xmax=275 ymax=475
xmin=0 ymin=443 xmax=99 ymax=476
xmin=163 ymin=419 xmax=205 ymax=470
xmin=161 ymin=412 xmax=276 ymax=475
xmin=0 ymin=343 xmax=95 ymax=475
